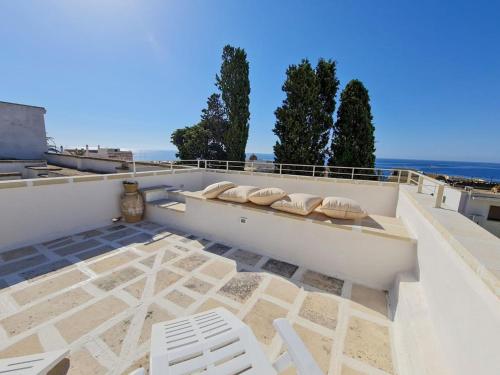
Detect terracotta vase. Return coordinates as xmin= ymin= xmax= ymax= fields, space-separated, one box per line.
xmin=120 ymin=181 xmax=144 ymax=223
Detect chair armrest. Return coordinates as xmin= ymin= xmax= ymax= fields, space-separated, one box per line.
xmin=273 ymin=318 xmax=323 ymax=375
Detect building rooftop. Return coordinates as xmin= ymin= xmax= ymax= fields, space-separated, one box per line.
xmin=0 ymin=222 xmax=394 ymax=374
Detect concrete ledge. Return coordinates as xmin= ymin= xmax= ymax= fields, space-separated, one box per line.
xmin=73 ymin=175 xmax=105 ymax=183
xmin=33 ymin=178 xmax=69 ymax=186
xmin=0 ymin=181 xmax=27 ymax=189
xmin=106 ymin=173 xmax=133 ymax=180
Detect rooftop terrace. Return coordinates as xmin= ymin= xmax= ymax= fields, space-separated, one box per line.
xmin=0 ymin=222 xmax=395 ymax=375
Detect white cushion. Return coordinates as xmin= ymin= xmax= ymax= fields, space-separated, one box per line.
xmin=321 ymin=196 xmax=368 ymax=219
xmin=218 ymin=186 xmax=260 ymax=203
xmin=248 ymin=187 xmax=287 ymax=206
xmin=201 ymin=181 xmax=236 ymax=199
xmin=270 ymin=193 xmax=322 ymax=216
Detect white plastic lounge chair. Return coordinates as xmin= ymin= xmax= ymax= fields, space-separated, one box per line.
xmin=142 ymin=307 xmax=323 ymax=375
xmin=0 ymin=349 xmax=68 ymax=375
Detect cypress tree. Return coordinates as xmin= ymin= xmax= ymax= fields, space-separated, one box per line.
xmin=216 ymin=45 xmax=250 ymax=162
xmin=329 ymin=79 xmax=376 ymax=168
xmin=273 ymin=59 xmax=338 ymax=167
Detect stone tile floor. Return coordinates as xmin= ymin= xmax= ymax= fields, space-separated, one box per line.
xmin=0 ymin=222 xmax=397 ymax=375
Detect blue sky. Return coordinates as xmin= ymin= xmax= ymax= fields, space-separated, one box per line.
xmin=1 ymin=0 xmax=499 ymax=162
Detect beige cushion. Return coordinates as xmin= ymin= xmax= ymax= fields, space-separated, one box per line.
xmin=248 ymin=187 xmax=287 ymax=206
xmin=218 ymin=185 xmax=260 ymax=203
xmin=321 ymin=196 xmax=368 ymax=219
xmin=201 ymin=181 xmax=236 ymax=199
xmin=271 ymin=193 xmax=322 ymax=216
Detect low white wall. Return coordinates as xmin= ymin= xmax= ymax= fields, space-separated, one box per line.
xmin=462 ymin=197 xmax=500 ymax=238
xmin=396 ymin=191 xmax=500 ymax=375
xmin=202 ymin=170 xmax=399 ymax=217
xmin=147 ymin=197 xmax=416 ymax=290
xmin=46 ymin=153 xmax=123 ymax=173
xmin=0 ymin=160 xmax=46 ymax=178
xmin=0 ymin=170 xmax=203 ymax=251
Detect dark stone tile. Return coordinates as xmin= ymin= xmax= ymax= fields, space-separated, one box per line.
xmin=301 ymin=270 xmax=344 ymax=295
xmin=0 ymin=255 xmax=48 ymax=277
xmin=0 ymin=279 xmax=9 ymax=290
xmin=205 ymin=243 xmax=231 ymax=256
xmin=43 ymin=236 xmax=72 ymax=247
xmin=134 ymin=221 xmax=163 ymax=231
xmin=55 ymin=239 xmax=101 ymax=257
xmin=117 ymin=233 xmax=153 ymax=246
xmin=75 ymin=245 xmax=115 ymax=261
xmin=45 ymin=238 xmax=75 ymax=250
xmin=0 ymin=246 xmax=38 ymax=262
xmin=262 ymin=259 xmax=298 ymax=278
xmin=74 ymin=229 xmax=103 ymax=239
xmin=218 ymin=273 xmax=262 ymax=303
xmin=229 ymin=249 xmax=262 ymax=267
xmin=101 ymin=228 xmax=139 ymax=242
xmin=105 ymin=224 xmax=127 ymax=232
xmin=179 ymin=234 xmax=197 ymax=243
xmin=21 ymin=259 xmax=72 ymax=280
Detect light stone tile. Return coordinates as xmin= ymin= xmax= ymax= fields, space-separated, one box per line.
xmin=183 ymin=277 xmax=214 ymax=294
xmin=165 ymin=290 xmax=195 ymax=308
xmin=243 ymin=299 xmax=287 ymax=345
xmin=138 ymin=304 xmax=174 ymax=345
xmin=56 ymin=296 xmax=128 ymax=343
xmin=124 ymin=354 xmax=150 ymax=375
xmin=195 ymin=298 xmax=238 ymax=315
xmin=124 ymin=278 xmax=146 ymax=300
xmin=344 ymin=316 xmax=394 ymax=374
xmin=341 ymin=365 xmax=367 ymax=374
xmin=299 ymin=292 xmax=339 ymax=329
xmin=200 ymin=260 xmax=234 ymax=279
xmin=100 ymin=316 xmax=132 ymax=356
xmin=93 ymin=267 xmax=143 ymax=292
xmin=290 ymin=323 xmax=333 ymax=374
xmin=265 ymin=277 xmax=300 ymax=304
xmin=154 ymin=269 xmax=182 ymax=295
xmin=88 ymin=251 xmax=138 ymax=274
xmin=172 ymin=254 xmax=210 ymax=272
xmin=12 ymin=269 xmax=89 ymax=305
xmin=350 ymin=284 xmax=388 ymax=318
xmin=0 ymin=334 xmax=43 ymax=358
xmin=140 ymin=254 xmax=157 ymax=268
xmin=1 ymin=288 xmax=92 ymax=336
xmin=66 ymin=348 xmax=107 ymax=375
xmin=137 ymin=238 xmax=172 ymax=253
xmin=161 ymin=249 xmax=179 ymax=263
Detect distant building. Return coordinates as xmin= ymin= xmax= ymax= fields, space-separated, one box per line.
xmin=0 ymin=101 xmax=47 ymax=160
xmin=66 ymin=145 xmax=133 ymax=161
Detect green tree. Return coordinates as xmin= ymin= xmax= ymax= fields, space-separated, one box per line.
xmin=171 ymin=93 xmax=228 ymax=160
xmin=329 ymin=79 xmax=375 ymax=168
xmin=171 ymin=125 xmax=210 ymax=159
xmin=273 ymin=59 xmax=339 ymax=167
xmin=216 ymin=45 xmax=250 ymax=162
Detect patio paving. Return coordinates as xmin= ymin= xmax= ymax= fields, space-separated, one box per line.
xmin=0 ymin=222 xmax=396 ymax=374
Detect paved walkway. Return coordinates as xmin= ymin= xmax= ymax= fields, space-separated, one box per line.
xmin=0 ymin=222 xmax=397 ymax=374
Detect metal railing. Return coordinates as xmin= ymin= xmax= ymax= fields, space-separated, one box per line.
xmin=133 ymin=158 xmax=447 ymax=208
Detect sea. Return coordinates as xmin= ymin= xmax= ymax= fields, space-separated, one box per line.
xmin=132 ymin=150 xmax=500 ymax=182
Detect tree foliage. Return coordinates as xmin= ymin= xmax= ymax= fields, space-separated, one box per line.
xmin=216 ymin=45 xmax=250 ymax=162
xmin=329 ymin=79 xmax=375 ymax=168
xmin=273 ymin=59 xmax=339 ymax=166
xmin=171 ymin=94 xmax=228 ymax=160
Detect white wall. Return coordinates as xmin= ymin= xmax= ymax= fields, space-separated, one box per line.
xmin=147 ymin=196 xmax=416 ymax=290
xmin=0 ymin=170 xmax=204 ymax=251
xmin=461 ymin=197 xmax=500 ymax=238
xmin=0 ymin=102 xmax=47 ymax=159
xmin=0 ymin=160 xmax=46 ymax=178
xmin=46 ymin=153 xmax=123 ymax=173
xmin=202 ymin=170 xmax=399 ymax=217
xmin=396 ymin=191 xmax=500 ymax=375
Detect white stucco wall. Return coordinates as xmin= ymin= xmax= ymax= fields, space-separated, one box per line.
xmin=0 ymin=102 xmax=47 ymax=160
xmin=202 ymin=170 xmax=399 ymax=216
xmin=0 ymin=170 xmax=204 ymax=251
xmin=461 ymin=197 xmax=500 ymax=238
xmin=396 ymin=190 xmax=500 ymax=375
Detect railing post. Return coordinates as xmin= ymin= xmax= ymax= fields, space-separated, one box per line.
xmin=351 ymin=168 xmax=355 ymax=179
xmin=226 ymin=161 xmax=229 ymax=171
xmin=197 ymin=159 xmax=200 ymax=169
xmin=397 ymin=170 xmax=401 ymax=183
xmin=170 ymin=161 xmax=173 ymax=171
xmin=407 ymin=171 xmax=412 ymax=184
xmin=312 ymin=165 xmax=316 ymax=177
xmin=251 ymin=162 xmax=254 ymax=172
xmin=279 ymin=164 xmax=282 ymax=175
xmin=417 ymin=175 xmax=424 ymax=193
xmin=435 ymin=185 xmax=445 ymax=208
